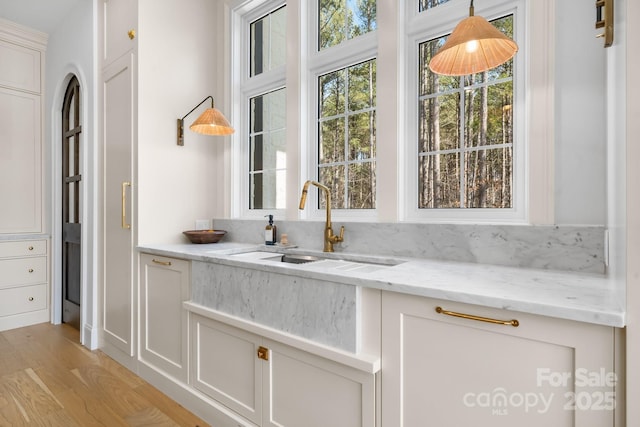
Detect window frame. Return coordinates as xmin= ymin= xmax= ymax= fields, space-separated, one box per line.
xmin=304 ymin=0 xmax=379 ymax=220
xmin=232 ymin=0 xmax=288 ymax=219
xmin=403 ymin=0 xmax=529 ymax=223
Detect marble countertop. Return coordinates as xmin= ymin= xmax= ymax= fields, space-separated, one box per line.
xmin=138 ymin=242 xmax=626 ymax=328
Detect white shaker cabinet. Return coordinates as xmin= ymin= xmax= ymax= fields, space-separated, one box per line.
xmin=0 ymin=29 xmax=45 ymax=234
xmin=139 ymin=254 xmax=190 ymax=382
xmin=0 ymin=240 xmax=49 ymax=331
xmin=190 ymin=313 xmax=376 ymax=427
xmin=381 ymin=292 xmax=616 ymax=427
xmin=102 ymin=51 xmax=136 ymax=360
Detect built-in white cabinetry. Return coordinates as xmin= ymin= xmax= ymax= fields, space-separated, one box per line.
xmin=381 ymin=292 xmax=616 ymax=427
xmin=0 ymin=25 xmax=46 ymax=234
xmin=102 ymin=0 xmax=137 ymax=66
xmin=0 ymin=240 xmax=49 ymax=331
xmin=190 ymin=312 xmax=376 ymax=427
xmin=0 ymin=21 xmax=49 ymax=333
xmin=100 ymin=0 xmax=137 ymax=365
xmin=102 ymin=51 xmax=136 ymax=360
xmin=139 ymin=254 xmax=189 ymax=382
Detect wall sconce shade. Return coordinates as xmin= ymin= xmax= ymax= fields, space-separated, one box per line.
xmin=429 ymin=1 xmax=518 ymax=76
xmin=177 ymin=95 xmax=234 ymax=146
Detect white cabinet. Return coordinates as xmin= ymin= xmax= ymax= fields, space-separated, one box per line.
xmin=102 ymin=0 xmax=137 ymax=66
xmin=139 ymin=254 xmax=190 ymax=382
xmin=0 ymin=27 xmax=45 ymax=234
xmin=191 ymin=313 xmax=376 ymax=427
xmin=102 ymin=51 xmax=136 ymax=359
xmin=381 ymin=292 xmax=616 ymax=427
xmin=0 ymin=239 xmax=49 ymax=331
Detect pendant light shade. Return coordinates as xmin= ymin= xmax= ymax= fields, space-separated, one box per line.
xmin=429 ymin=2 xmax=518 ymax=76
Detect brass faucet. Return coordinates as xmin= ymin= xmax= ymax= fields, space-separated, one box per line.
xmin=299 ymin=180 xmax=345 ymax=252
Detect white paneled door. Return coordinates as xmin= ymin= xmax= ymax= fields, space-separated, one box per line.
xmin=103 ymin=52 xmax=135 ymax=357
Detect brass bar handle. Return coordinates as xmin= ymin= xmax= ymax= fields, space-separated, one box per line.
xmin=435 ymin=306 xmax=519 ymax=327
xmin=152 ymin=259 xmax=172 ymax=266
xmin=121 ymin=181 xmax=131 ymax=229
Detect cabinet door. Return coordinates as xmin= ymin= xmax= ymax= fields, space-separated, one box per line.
xmin=0 ymin=88 xmax=42 ymax=233
xmin=264 ymin=339 xmax=376 ymax=427
xmin=191 ymin=315 xmax=263 ymax=425
xmin=102 ymin=53 xmax=135 ymax=357
xmin=0 ymin=39 xmax=41 ymax=92
xmin=382 ymin=292 xmax=615 ymax=427
xmin=102 ymin=0 xmax=137 ymax=66
xmin=139 ymin=254 xmax=189 ymax=381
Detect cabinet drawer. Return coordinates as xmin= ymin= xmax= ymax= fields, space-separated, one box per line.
xmin=0 ymin=240 xmax=47 ymax=257
xmin=0 ymin=256 xmax=47 ymax=287
xmin=0 ymin=284 xmax=47 ymax=316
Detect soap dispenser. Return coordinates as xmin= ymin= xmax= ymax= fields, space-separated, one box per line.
xmin=264 ymin=215 xmax=277 ymax=245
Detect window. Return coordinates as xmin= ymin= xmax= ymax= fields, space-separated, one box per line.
xmin=405 ymin=1 xmax=525 ymax=222
xmin=250 ymin=88 xmax=287 ymax=209
xmin=237 ymin=3 xmax=287 ymax=214
xmin=418 ymin=0 xmax=451 ymax=12
xmin=314 ymin=1 xmax=377 ymax=212
xmin=231 ymin=0 xmax=531 ymax=223
xmin=319 ymin=0 xmax=377 ymax=50
xmin=318 ymin=60 xmax=376 ymax=209
xmin=418 ymin=15 xmax=514 ymax=210
xmin=251 ymin=5 xmax=286 ymax=76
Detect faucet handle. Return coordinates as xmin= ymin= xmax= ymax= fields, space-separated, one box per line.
xmin=337 ymin=225 xmax=345 ymax=242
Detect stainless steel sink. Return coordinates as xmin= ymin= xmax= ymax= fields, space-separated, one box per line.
xmin=279 ymin=254 xmax=322 ymax=264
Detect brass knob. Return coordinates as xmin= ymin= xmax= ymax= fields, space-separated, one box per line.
xmin=128 ymin=29 xmax=136 ymax=40
xmin=28 ymin=246 xmax=34 ymax=251
xmin=28 ymin=269 xmax=34 ymax=273
xmin=28 ymin=297 xmax=34 ymax=301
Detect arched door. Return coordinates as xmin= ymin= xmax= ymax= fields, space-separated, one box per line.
xmin=62 ymin=76 xmax=81 ymax=329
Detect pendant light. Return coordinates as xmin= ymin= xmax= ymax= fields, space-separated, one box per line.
xmin=429 ymin=0 xmax=518 ymax=76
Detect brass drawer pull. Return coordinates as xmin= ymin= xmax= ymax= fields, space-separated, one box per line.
xmin=28 ymin=297 xmax=34 ymax=301
xmin=435 ymin=306 xmax=519 ymax=327
xmin=28 ymin=246 xmax=34 ymax=251
xmin=28 ymin=269 xmax=34 ymax=273
xmin=152 ymin=259 xmax=172 ymax=266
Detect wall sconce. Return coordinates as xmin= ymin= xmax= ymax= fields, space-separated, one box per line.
xmin=429 ymin=0 xmax=518 ymax=76
xmin=177 ymin=95 xmax=234 ymax=146
xmin=595 ymin=0 xmax=614 ymax=47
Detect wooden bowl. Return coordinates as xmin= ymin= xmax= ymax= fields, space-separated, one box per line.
xmin=183 ymin=230 xmax=227 ymax=244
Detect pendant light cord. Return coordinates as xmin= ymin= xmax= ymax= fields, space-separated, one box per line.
xmin=469 ymin=0 xmax=474 ymax=16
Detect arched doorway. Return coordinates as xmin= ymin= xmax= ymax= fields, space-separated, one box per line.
xmin=61 ymin=75 xmax=81 ymax=329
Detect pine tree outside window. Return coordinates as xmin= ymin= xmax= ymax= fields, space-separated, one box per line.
xmin=417 ymin=15 xmax=515 ymax=210
xmin=316 ymin=1 xmax=377 ymax=211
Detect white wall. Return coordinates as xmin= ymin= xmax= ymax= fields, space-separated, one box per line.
xmin=44 ymin=0 xmax=98 ymax=348
xmin=554 ymin=0 xmax=607 ymax=225
xmin=136 ymin=0 xmax=228 ymax=244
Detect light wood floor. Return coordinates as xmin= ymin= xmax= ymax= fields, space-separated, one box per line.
xmin=0 ymin=322 xmax=210 ymax=427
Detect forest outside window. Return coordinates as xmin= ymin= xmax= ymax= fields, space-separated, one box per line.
xmin=319 ymin=0 xmax=377 ymax=50
xmin=417 ymin=15 xmax=515 ymax=210
xmin=318 ymin=60 xmax=377 ymax=210
xmin=315 ymin=0 xmax=377 ymax=212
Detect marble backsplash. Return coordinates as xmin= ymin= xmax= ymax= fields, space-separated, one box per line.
xmin=210 ymin=219 xmax=606 ymax=274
